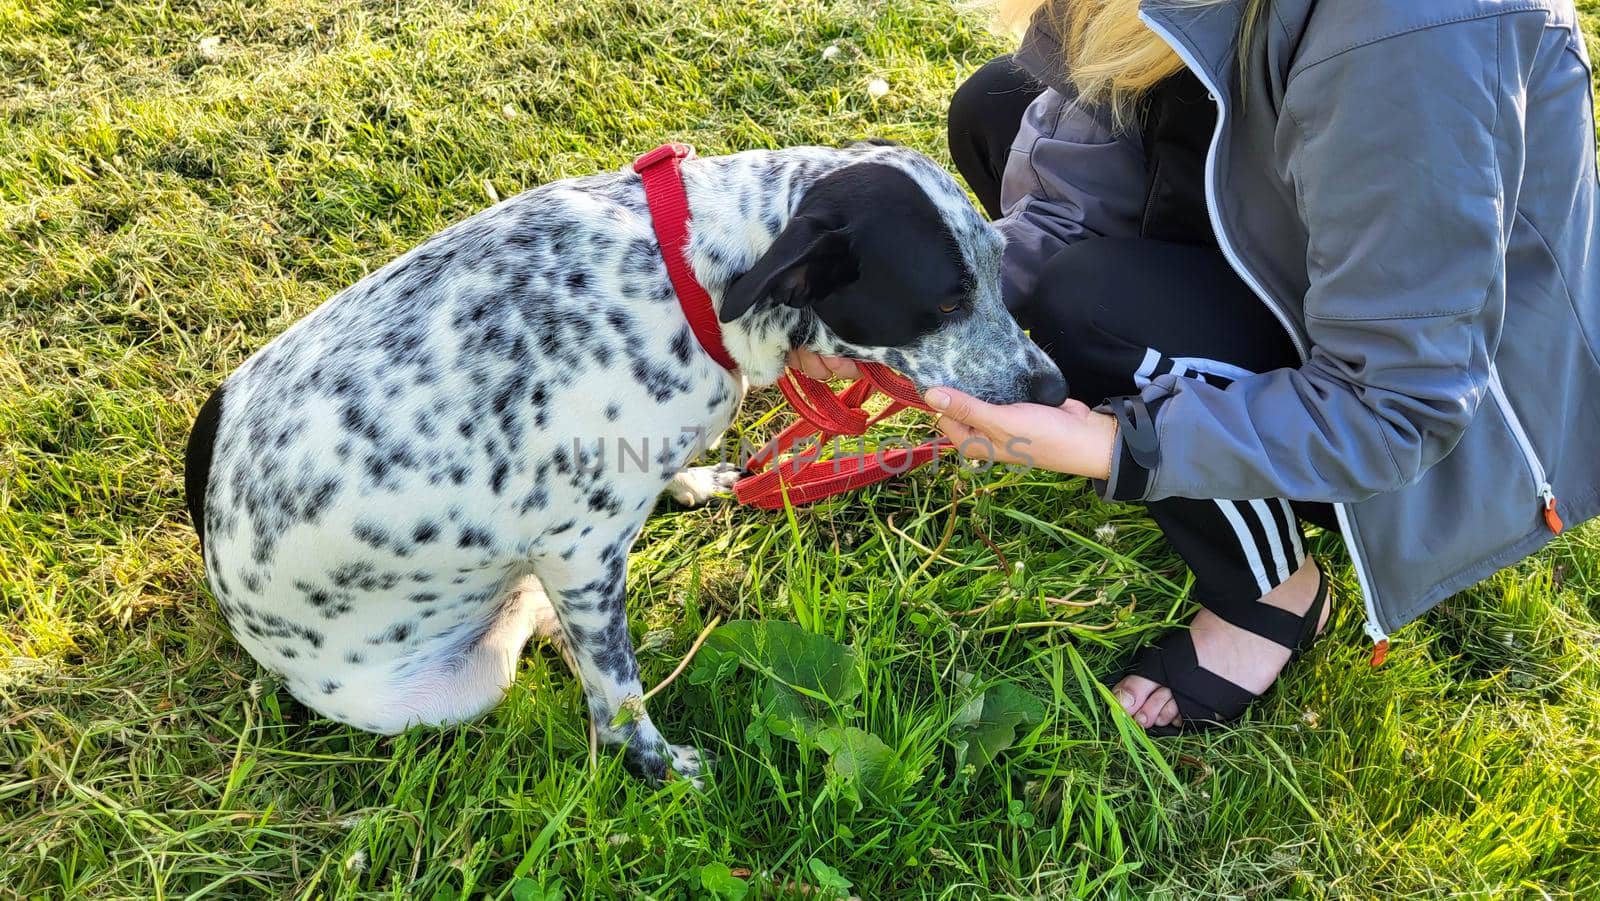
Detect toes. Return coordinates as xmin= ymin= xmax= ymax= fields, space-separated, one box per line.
xmin=669 ymin=743 xmax=712 ymax=790
xmin=1135 ymin=687 xmax=1172 ymax=729
xmin=670 ymin=743 xmax=704 ymax=775
xmin=621 ymin=742 xmax=672 ymax=784
xmin=623 ymin=739 xmax=711 ymax=788
xmin=709 ymin=462 xmax=742 ymax=491
xmin=668 ymin=465 xmax=743 ymax=507
xmin=1156 ymin=697 xmax=1180 ymax=728
xmin=1113 ymin=674 xmax=1160 ymax=717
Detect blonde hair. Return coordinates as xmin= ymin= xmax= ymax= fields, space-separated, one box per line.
xmin=985 ymin=0 xmax=1270 ymax=124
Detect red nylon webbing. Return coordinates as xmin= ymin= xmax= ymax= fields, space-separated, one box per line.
xmin=633 ymin=144 xmax=951 ymax=509
xmin=633 ymin=143 xmax=739 ymax=372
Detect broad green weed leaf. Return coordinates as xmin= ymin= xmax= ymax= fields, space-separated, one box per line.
xmin=760 ymin=679 xmax=822 ymax=729
xmin=685 ymin=645 xmax=739 ymax=686
xmin=698 ymin=863 xmax=749 ymax=900
xmin=805 ymin=859 xmax=853 ymax=898
xmin=952 ymin=681 xmax=1046 ymax=772
xmin=707 ymin=621 xmax=862 ymax=704
xmin=509 ymin=879 xmax=562 ymax=901
xmin=815 ymin=724 xmax=903 ymax=800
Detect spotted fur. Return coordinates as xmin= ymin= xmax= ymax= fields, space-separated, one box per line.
xmin=187 ymin=144 xmax=1063 ymax=784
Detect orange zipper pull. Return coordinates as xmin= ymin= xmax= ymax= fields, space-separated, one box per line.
xmin=1542 ymin=486 xmax=1564 ymax=535
xmin=1369 ymin=639 xmax=1390 ymax=668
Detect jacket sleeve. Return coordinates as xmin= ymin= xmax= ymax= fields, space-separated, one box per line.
xmin=1102 ymin=17 xmax=1520 ymax=505
xmin=995 ymin=8 xmax=1147 ymax=303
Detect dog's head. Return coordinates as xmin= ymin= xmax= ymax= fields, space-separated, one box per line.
xmin=720 ymin=147 xmax=1067 ymax=406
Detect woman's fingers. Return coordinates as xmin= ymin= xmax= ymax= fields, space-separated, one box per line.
xmin=924 ymin=388 xmax=1003 ymax=433
xmin=930 ymin=390 xmax=1034 ymax=465
xmin=932 ymin=413 xmax=991 ymax=456
xmin=924 ymin=386 xmax=1119 ymax=477
xmin=786 ymin=349 xmax=829 ymax=379
xmin=927 ymin=388 xmax=1028 ymax=462
xmin=820 ymin=355 xmax=862 ymax=380
xmin=786 ymin=349 xmax=863 ymax=381
xmin=928 ymin=388 xmax=991 ymax=455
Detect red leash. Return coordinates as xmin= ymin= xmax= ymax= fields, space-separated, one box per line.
xmin=634 ymin=144 xmax=951 ymax=509
xmin=734 ymin=362 xmax=954 ymax=509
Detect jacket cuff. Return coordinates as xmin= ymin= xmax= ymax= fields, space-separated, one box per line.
xmin=1092 ymin=394 xmax=1167 ymax=502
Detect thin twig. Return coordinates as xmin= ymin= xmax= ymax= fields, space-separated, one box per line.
xmin=905 ymin=481 xmax=962 ymax=586
xmin=969 ymin=516 xmax=1010 ymax=572
xmin=1177 ymin=752 xmax=1214 ymax=785
xmin=952 ymin=585 xmax=1093 ymax=619
xmin=884 ymin=513 xmax=974 ymax=569
xmin=978 ymin=619 xmax=1120 ymax=635
xmin=1043 ymin=587 xmax=1097 ymax=608
xmin=949 ymin=591 xmax=1012 ymax=618
xmin=642 ymin=614 xmax=722 ymax=703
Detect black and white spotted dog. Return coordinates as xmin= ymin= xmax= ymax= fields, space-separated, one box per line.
xmin=185 ymin=142 xmax=1067 ymax=783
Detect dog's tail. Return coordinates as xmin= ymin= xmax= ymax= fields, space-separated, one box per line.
xmin=184 ymin=383 xmax=226 ymax=551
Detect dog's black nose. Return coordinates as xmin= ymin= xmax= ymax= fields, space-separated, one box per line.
xmin=1028 ymin=370 xmax=1069 ymax=406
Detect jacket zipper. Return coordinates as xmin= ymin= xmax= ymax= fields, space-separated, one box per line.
xmin=1138 ymin=12 xmax=1390 ymax=650
xmin=1487 ymin=367 xmax=1565 ymax=535
xmin=1140 ymin=158 xmax=1164 ymax=237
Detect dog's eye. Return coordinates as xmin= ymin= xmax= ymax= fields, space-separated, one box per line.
xmin=939 ymin=299 xmax=961 ymax=315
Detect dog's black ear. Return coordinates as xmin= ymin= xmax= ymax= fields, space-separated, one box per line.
xmin=846 ymin=137 xmax=900 ymax=148
xmin=719 ymin=216 xmax=858 ymax=322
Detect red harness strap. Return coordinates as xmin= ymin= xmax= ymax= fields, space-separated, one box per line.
xmin=633 ymin=143 xmax=739 ymax=371
xmin=633 ymin=143 xmax=951 ymax=510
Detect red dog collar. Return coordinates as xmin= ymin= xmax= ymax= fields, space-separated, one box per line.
xmin=633 ymin=144 xmax=739 ymax=372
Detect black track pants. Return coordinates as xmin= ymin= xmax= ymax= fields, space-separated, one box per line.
xmin=949 ymin=57 xmax=1336 ymax=611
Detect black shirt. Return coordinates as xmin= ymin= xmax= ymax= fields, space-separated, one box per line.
xmin=1137 ymin=69 xmax=1219 ymax=248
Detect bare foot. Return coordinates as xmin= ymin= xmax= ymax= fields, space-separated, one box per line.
xmin=1113 ymin=559 xmax=1330 ymax=730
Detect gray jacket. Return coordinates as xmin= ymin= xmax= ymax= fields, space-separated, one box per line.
xmin=999 ymin=0 xmax=1600 ymax=643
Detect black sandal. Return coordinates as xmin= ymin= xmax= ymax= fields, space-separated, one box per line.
xmin=1116 ymin=565 xmax=1330 ymax=736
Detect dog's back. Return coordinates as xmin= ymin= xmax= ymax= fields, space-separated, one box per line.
xmin=192 ymin=168 xmax=737 ymax=729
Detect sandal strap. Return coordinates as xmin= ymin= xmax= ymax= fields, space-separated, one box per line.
xmin=1204 ymin=600 xmax=1306 ymax=649
xmin=1202 ymin=563 xmax=1331 ymax=652
xmin=1289 ymin=566 xmax=1330 ymax=660
xmin=1114 ymin=564 xmax=1331 ymax=733
xmin=1128 ymin=626 xmax=1259 ymax=727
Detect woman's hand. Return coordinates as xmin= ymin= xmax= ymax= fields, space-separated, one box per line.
xmin=925 ymin=387 xmax=1120 ymax=480
xmin=785 ymin=348 xmax=861 ymax=381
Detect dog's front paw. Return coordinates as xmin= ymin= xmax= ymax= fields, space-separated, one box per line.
xmin=668 ymin=743 xmax=712 ymax=789
xmin=623 ymin=740 xmax=713 ymax=789
xmin=666 ymin=463 xmax=742 ymax=508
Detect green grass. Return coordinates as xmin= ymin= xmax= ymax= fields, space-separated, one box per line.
xmin=4 ymin=0 xmax=1600 ymax=896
